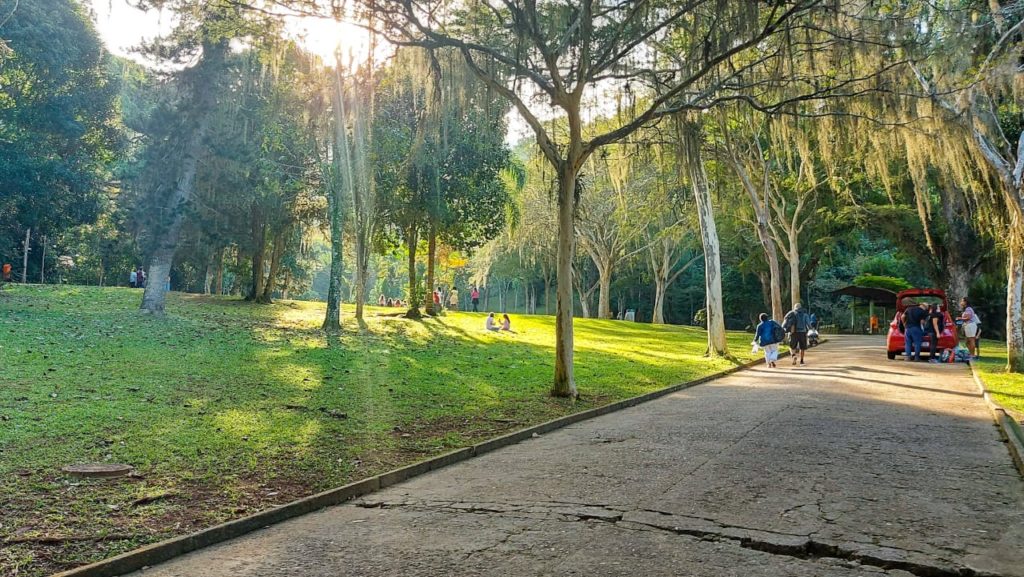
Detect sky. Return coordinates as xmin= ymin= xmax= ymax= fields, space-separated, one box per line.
xmin=86 ymin=0 xmax=534 ymax=144
xmin=87 ymin=0 xmax=367 ymax=63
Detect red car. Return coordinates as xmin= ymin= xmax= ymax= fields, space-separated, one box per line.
xmin=887 ymin=288 xmax=959 ymax=360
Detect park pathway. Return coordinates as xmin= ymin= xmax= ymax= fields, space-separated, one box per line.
xmin=130 ymin=336 xmax=1024 ymax=577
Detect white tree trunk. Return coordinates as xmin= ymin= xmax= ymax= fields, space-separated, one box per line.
xmin=652 ymin=275 xmax=667 ymax=324
xmin=682 ymin=120 xmax=727 ymax=355
xmin=788 ymin=230 xmax=801 ymax=309
xmin=1007 ymin=238 xmax=1024 ymax=371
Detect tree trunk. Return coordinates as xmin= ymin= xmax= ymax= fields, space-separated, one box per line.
xmin=1007 ymin=239 xmax=1024 ymax=371
xmin=21 ymin=227 xmax=30 ymax=283
xmin=203 ymin=255 xmax=213 ymax=295
xmin=39 ymin=235 xmax=46 ymax=284
xmin=249 ymin=224 xmax=267 ymax=302
xmin=229 ymin=248 xmax=244 ymax=296
xmin=552 ymin=161 xmax=578 ymax=397
xmin=406 ymin=225 xmax=420 ymax=317
xmin=260 ymin=232 xmax=285 ymax=304
xmin=597 ymin=265 xmax=613 ymax=319
xmin=787 ymin=230 xmax=801 ymax=310
xmin=681 ymin=119 xmax=727 ymax=355
xmin=323 ymin=170 xmax=344 ymax=331
xmin=281 ymin=269 xmax=291 ymax=300
xmin=214 ymin=248 xmax=224 ymax=295
xmin=425 ymin=224 xmax=437 ymax=315
xmin=140 ymin=41 xmax=225 ymax=315
xmin=652 ymin=274 xmax=667 ymax=324
xmin=728 ymin=154 xmax=784 ymax=321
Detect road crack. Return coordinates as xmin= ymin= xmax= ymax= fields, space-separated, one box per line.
xmin=355 ymin=498 xmax=1005 ymax=577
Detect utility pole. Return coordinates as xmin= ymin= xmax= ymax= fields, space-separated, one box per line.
xmin=21 ymin=228 xmax=30 ymax=284
xmin=39 ymin=235 xmax=47 ymax=284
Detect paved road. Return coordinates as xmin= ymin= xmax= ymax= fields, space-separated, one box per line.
xmin=130 ymin=336 xmax=1024 ymax=577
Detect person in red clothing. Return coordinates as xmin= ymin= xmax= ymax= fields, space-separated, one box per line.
xmin=1 ymin=263 xmax=11 ymax=288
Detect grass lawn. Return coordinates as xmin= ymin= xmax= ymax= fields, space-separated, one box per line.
xmin=971 ymin=339 xmax=1024 ymax=417
xmin=0 ymin=285 xmax=759 ymax=576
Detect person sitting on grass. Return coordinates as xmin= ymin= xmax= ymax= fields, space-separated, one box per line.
xmin=485 ymin=312 xmax=499 ymax=331
xmin=500 ymin=313 xmax=513 ymax=332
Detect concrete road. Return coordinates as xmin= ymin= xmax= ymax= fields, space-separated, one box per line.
xmin=130 ymin=336 xmax=1024 ymax=577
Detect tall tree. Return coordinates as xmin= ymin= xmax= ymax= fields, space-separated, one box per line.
xmin=366 ymin=0 xmax=865 ymax=397
xmin=0 ymin=0 xmax=120 ymax=272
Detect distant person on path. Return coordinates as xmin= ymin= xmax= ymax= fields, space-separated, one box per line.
xmin=809 ymin=311 xmax=818 ymax=330
xmin=959 ymin=298 xmax=980 ymax=360
xmin=870 ymin=313 xmax=879 ymax=334
xmin=500 ymin=313 xmax=512 ymax=332
xmin=926 ymin=304 xmax=945 ymax=363
xmin=129 ymin=268 xmax=138 ymax=288
xmin=754 ymin=312 xmax=784 ymax=368
xmin=902 ymin=301 xmax=928 ymax=362
xmin=471 ymin=286 xmax=480 ymax=312
xmin=485 ymin=312 xmax=499 ymax=331
xmin=448 ymin=287 xmax=459 ymax=311
xmin=782 ymin=303 xmax=811 ymax=366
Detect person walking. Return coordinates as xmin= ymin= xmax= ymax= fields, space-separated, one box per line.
xmin=129 ymin=268 xmax=138 ymax=288
xmin=782 ymin=303 xmax=812 ymax=366
xmin=902 ymin=301 xmax=928 ymax=362
xmin=470 ymin=286 xmax=480 ymax=312
xmin=754 ymin=312 xmax=784 ymax=368
xmin=959 ymin=298 xmax=980 ymax=360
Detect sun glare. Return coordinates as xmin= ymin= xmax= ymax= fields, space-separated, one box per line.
xmin=284 ymin=16 xmax=372 ymax=65
xmin=89 ymin=0 xmax=372 ymax=67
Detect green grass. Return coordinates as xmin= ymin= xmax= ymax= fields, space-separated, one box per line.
xmin=0 ymin=285 xmax=758 ymax=576
xmin=972 ymin=339 xmax=1024 ymax=417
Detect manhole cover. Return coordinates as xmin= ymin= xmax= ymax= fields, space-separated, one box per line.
xmin=61 ymin=464 xmax=133 ymax=479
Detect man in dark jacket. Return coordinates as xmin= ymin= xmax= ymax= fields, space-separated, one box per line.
xmin=782 ymin=303 xmax=811 ymax=366
xmin=903 ymin=302 xmax=929 ymax=362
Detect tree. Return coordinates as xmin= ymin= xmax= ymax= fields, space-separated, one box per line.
xmin=366 ymin=0 xmax=857 ymax=397
xmin=0 ymin=0 xmax=120 ymax=274
xmin=133 ymin=0 xmax=281 ymax=314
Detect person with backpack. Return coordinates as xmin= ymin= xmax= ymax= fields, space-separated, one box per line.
xmin=782 ymin=303 xmax=811 ymax=366
xmin=754 ymin=313 xmax=785 ymax=368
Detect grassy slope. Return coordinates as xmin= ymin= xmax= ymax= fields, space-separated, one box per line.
xmin=0 ymin=285 xmax=758 ymax=575
xmin=972 ymin=339 xmax=1024 ymax=417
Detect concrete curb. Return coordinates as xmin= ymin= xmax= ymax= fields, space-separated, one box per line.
xmin=52 ymin=345 xmax=795 ymax=577
xmin=968 ymin=363 xmax=1024 ymax=477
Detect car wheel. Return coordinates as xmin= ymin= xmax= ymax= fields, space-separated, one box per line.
xmin=887 ymin=351 xmax=897 ymax=360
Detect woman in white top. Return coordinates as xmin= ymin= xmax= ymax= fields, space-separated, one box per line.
xmin=485 ymin=312 xmax=499 ymax=331
xmin=959 ymin=297 xmax=979 ymax=360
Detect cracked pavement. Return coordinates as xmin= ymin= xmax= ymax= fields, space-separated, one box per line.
xmin=129 ymin=336 xmax=1024 ymax=577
